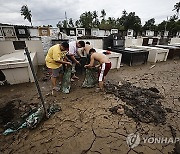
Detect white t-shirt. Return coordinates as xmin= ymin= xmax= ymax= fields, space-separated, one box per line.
xmin=68 ymin=41 xmax=77 ymax=55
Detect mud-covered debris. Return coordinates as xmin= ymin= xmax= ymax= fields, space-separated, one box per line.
xmin=0 ymin=99 xmax=34 ymax=127
xmin=41 ymin=66 xmax=51 ymax=82
xmin=3 ymin=103 xmax=61 ymax=135
xmin=173 ymin=141 xmax=180 ymax=154
xmin=165 ymin=108 xmax=173 ymax=113
xmin=169 ymin=125 xmax=176 ymax=139
xmin=150 ymin=65 xmax=156 ymax=69
xmin=109 ymin=105 xmax=124 ymax=115
xmin=106 ymin=81 xmax=167 ymax=125
xmin=41 ymin=76 xmax=50 ymax=82
xmin=0 ymin=102 xmax=16 ymax=125
xmin=148 ymin=87 xmax=159 ymax=93
xmin=168 ymin=125 xmax=179 ymax=154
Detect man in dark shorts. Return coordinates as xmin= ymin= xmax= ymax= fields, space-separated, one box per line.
xmin=45 ymin=42 xmax=72 ymax=91
xmin=84 ymin=48 xmax=111 ymax=91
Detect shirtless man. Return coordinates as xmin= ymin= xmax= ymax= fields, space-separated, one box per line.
xmin=83 ymin=41 xmax=93 ymax=56
xmin=84 ymin=48 xmax=111 ymax=91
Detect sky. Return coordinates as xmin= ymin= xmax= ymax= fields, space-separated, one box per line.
xmin=0 ymin=0 xmax=178 ymax=27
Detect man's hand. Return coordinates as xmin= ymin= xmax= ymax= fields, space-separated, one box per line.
xmin=95 ymin=64 xmax=100 ymax=68
xmin=66 ymin=62 xmax=72 ymax=66
xmin=76 ymin=61 xmax=81 ymax=66
xmin=84 ymin=65 xmax=88 ymax=68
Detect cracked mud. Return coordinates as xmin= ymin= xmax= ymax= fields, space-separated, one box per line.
xmin=0 ymin=60 xmax=180 ymax=154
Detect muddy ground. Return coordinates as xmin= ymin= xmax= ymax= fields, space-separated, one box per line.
xmin=0 ymin=59 xmax=180 ymax=154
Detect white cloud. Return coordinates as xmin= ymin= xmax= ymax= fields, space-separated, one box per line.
xmin=0 ymin=0 xmax=178 ymax=26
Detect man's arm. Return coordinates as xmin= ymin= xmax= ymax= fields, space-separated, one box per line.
xmin=69 ymin=55 xmax=80 ymax=64
xmin=55 ymin=59 xmax=72 ymax=65
xmin=53 ymin=51 xmax=72 ymax=65
xmin=68 ymin=45 xmax=80 ymax=64
xmin=76 ymin=48 xmax=83 ymax=57
xmin=84 ymin=54 xmax=95 ymax=68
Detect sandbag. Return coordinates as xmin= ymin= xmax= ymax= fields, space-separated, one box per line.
xmin=61 ymin=66 xmax=72 ymax=94
xmin=82 ymin=67 xmax=98 ymax=88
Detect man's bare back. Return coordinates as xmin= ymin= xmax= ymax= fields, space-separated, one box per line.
xmin=84 ymin=48 xmax=112 ymax=91
xmin=91 ymin=52 xmax=110 ymax=64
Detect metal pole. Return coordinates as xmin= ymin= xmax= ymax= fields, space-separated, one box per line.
xmin=164 ymin=16 xmax=168 ymax=37
xmin=24 ymin=47 xmax=48 ymax=118
xmin=65 ymin=11 xmax=68 ymax=28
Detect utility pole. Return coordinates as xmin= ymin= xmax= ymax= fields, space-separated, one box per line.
xmin=164 ymin=16 xmax=168 ymax=37
xmin=65 ymin=11 xmax=68 ymax=28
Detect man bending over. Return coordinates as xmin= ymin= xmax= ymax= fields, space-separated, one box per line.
xmin=84 ymin=48 xmax=111 ymax=91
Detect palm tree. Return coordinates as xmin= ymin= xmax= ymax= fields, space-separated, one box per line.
xmin=122 ymin=10 xmax=127 ymax=16
xmin=172 ymin=2 xmax=180 ymax=18
xmin=20 ymin=5 xmax=32 ymax=26
xmin=93 ymin=11 xmax=98 ymax=20
xmin=92 ymin=11 xmax=99 ymax=27
xmin=100 ymin=9 xmax=106 ymax=20
xmin=69 ymin=18 xmax=74 ymax=28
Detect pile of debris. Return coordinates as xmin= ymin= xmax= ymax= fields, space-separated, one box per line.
xmin=0 ymin=99 xmax=61 ymax=135
xmin=0 ymin=99 xmax=34 ymax=127
xmin=106 ymin=81 xmax=169 ymax=125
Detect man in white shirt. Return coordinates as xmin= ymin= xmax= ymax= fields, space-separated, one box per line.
xmin=67 ymin=40 xmax=85 ymax=81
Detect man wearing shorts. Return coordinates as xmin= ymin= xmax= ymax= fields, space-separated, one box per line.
xmin=67 ymin=40 xmax=85 ymax=81
xmin=45 ymin=42 xmax=72 ymax=91
xmin=84 ymin=48 xmax=111 ymax=91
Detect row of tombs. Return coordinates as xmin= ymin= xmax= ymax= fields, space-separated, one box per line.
xmin=0 ymin=37 xmax=180 ymax=85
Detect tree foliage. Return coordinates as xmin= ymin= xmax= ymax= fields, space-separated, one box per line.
xmin=173 ymin=2 xmax=180 ymax=18
xmin=122 ymin=12 xmax=141 ymax=31
xmin=68 ymin=18 xmax=74 ymax=28
xmin=142 ymin=18 xmax=157 ymax=31
xmin=20 ymin=5 xmax=32 ymax=26
xmin=100 ymin=9 xmax=106 ymax=20
xmin=56 ymin=2 xmax=180 ymax=36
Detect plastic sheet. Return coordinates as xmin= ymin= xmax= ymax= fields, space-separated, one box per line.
xmin=3 ymin=104 xmax=61 ymax=135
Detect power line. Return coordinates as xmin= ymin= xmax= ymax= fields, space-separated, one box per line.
xmin=32 ymin=17 xmax=65 ymax=21
xmin=32 ymin=16 xmax=78 ymax=22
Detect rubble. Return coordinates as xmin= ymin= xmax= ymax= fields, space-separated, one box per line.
xmin=0 ymin=99 xmax=61 ymax=135
xmin=107 ymin=81 xmax=167 ymax=125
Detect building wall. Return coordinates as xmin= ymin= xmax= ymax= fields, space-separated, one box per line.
xmin=170 ymin=37 xmax=180 ymax=44
xmin=26 ymin=40 xmax=45 ymax=65
xmin=0 ymin=41 xmax=15 ymax=56
xmin=78 ymin=39 xmax=103 ymax=49
xmin=29 ymin=28 xmax=39 ymax=37
xmin=0 ymin=40 xmax=45 ymax=65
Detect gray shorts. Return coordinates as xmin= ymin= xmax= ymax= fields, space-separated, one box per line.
xmin=50 ymin=67 xmax=64 ymax=78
